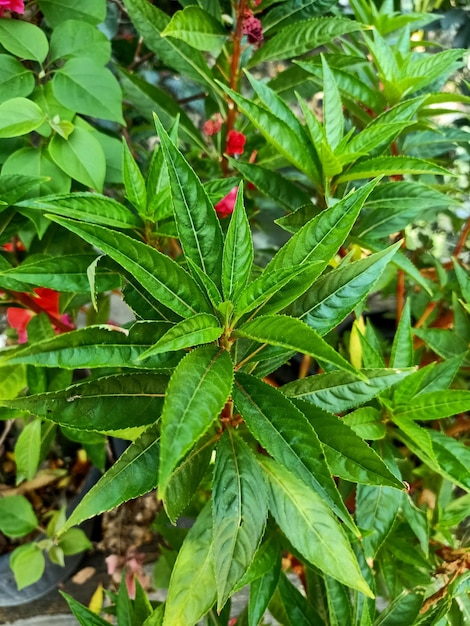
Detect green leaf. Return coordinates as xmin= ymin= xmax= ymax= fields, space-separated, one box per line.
xmin=0 ymin=97 xmax=45 ymax=138
xmin=52 ymin=58 xmax=123 ymax=124
xmin=46 ymin=217 xmax=211 ymax=318
xmin=263 ymin=0 xmax=338 ymax=32
xmin=0 ymin=55 xmax=35 ymax=104
xmin=164 ymin=435 xmax=214 ymax=523
xmin=393 ymin=390 xmax=470 ymax=421
xmin=267 ymin=179 xmax=379 ymax=275
xmin=356 ymin=483 xmax=403 ymax=559
xmin=61 ymin=424 xmax=160 ymax=534
xmin=1 ymin=254 xmax=121 ymax=293
xmin=154 ymin=115 xmax=223 ymax=284
xmin=0 ymin=20 xmax=48 ymax=63
xmin=390 ymin=300 xmax=413 ymax=368
xmin=249 ymin=17 xmax=363 ymax=65
xmin=39 ymin=0 xmax=106 ymax=26
xmin=14 ymin=419 xmax=42 ymax=482
xmin=58 ymin=528 xmax=92 ymax=555
xmin=10 ymin=544 xmax=45 ymax=590
xmin=337 ymin=156 xmax=451 ymax=183
xmin=276 ymin=571 xmax=324 ymax=626
xmin=374 ymin=591 xmax=424 ymax=626
xmin=2 ymin=147 xmax=70 ymax=196
xmin=17 ymin=192 xmax=142 ymax=229
xmin=0 ymin=322 xmax=182 ymax=369
xmin=233 ymin=372 xmax=357 ymax=534
xmin=1 ymin=373 xmax=168 ymax=434
xmin=230 ymin=159 xmax=314 ymax=214
xmin=342 ymin=407 xmax=386 ymax=440
xmin=219 ymin=85 xmax=320 ymax=182
xmin=321 ymin=55 xmax=343 ymax=150
xmin=49 ymin=19 xmax=111 ymax=64
xmin=163 ymin=503 xmax=216 ymax=626
xmin=293 ymin=244 xmax=400 ymax=335
xmin=283 ymin=368 xmax=413 ymax=412
xmin=122 ymin=0 xmax=221 ymax=100
xmin=139 ymin=313 xmax=222 ymax=358
xmin=222 ymin=185 xmax=253 ymax=302
xmin=294 ymin=399 xmax=404 ymax=489
xmin=0 ymin=495 xmax=38 ymax=537
xmin=234 ymin=262 xmax=322 ymax=320
xmin=235 ymin=315 xmax=359 ymax=376
xmin=49 ymin=127 xmax=106 ymax=191
xmin=159 ymin=346 xmax=233 ymax=499
xmin=0 ymin=363 xmax=26 ymax=400
xmin=249 ymin=566 xmax=282 ymax=626
xmin=259 ymin=456 xmax=373 ymax=597
xmin=122 ymin=138 xmax=147 ymax=214
xmin=61 ymin=592 xmax=111 ymax=626
xmin=162 ymin=6 xmax=227 ymax=51
xmin=453 ymin=258 xmax=470 ymax=303
xmin=119 ymin=68 xmax=205 ymax=152
xmin=213 ymin=430 xmax=267 ymax=609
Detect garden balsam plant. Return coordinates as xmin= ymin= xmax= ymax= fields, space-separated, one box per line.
xmin=0 ymin=117 xmax=431 ymax=625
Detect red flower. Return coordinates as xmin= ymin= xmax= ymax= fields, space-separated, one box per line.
xmin=226 ymin=130 xmax=246 ymax=156
xmin=203 ymin=113 xmax=223 ymax=136
xmin=215 ymin=186 xmax=238 ymax=218
xmin=6 ymin=288 xmax=72 ymax=343
xmin=6 ymin=308 xmax=31 ymax=344
xmin=0 ymin=0 xmax=24 ymax=16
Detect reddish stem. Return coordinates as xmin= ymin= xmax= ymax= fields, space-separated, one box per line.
xmin=454 ymin=216 xmax=470 ymax=258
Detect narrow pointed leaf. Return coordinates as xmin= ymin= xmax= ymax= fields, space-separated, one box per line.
xmin=267 ymin=179 xmax=379 ymax=275
xmin=61 ymin=424 xmax=160 ymax=534
xmin=61 ymin=592 xmax=110 ymax=626
xmin=390 ymin=299 xmax=413 ymax=368
xmin=259 ymin=457 xmax=373 ymax=597
xmin=154 ymin=115 xmax=223 ymax=283
xmin=163 ymin=503 xmax=216 ymax=626
xmin=233 ymin=372 xmax=358 ymax=534
xmin=283 ymin=368 xmax=413 ymax=412
xmin=338 ymin=156 xmax=451 ymax=183
xmin=165 ymin=435 xmax=214 ymax=523
xmin=249 ymin=17 xmax=363 ymax=66
xmin=219 ymin=84 xmax=320 ymax=182
xmin=356 ymin=483 xmax=403 ymax=559
xmin=322 ymin=56 xmax=343 ymax=150
xmin=122 ymin=138 xmax=147 ymax=214
xmin=16 ymin=193 xmax=142 ymax=228
xmin=294 ymin=399 xmax=404 ymax=489
xmin=294 ymin=244 xmax=400 ymax=335
xmin=0 ymin=323 xmax=182 ymax=370
xmin=427 ymin=430 xmax=470 ymax=492
xmin=213 ymin=429 xmax=268 ymax=609
xmin=393 ymin=390 xmax=470 ymax=421
xmin=47 ymin=216 xmax=211 ymax=318
xmin=234 ymin=262 xmax=322 ymax=320
xmin=0 ymin=373 xmax=168 ymax=433
xmin=1 ymin=254 xmax=120 ymax=294
xmin=159 ymin=346 xmax=233 ymax=499
xmin=235 ymin=315 xmax=359 ymax=376
xmin=222 ymin=185 xmax=253 ymax=302
xmin=139 ymin=314 xmax=222 ymax=359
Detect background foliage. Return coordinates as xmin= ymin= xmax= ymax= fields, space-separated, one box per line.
xmin=0 ymin=0 xmax=470 ymax=624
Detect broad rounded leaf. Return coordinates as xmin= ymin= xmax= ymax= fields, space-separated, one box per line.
xmin=0 ymin=495 xmax=38 ymax=537
xmin=0 ymin=55 xmax=35 ymax=103
xmin=0 ymin=97 xmax=45 ymax=138
xmin=2 ymin=147 xmax=70 ymax=196
xmin=10 ymin=544 xmax=45 ymax=590
xmin=49 ymin=127 xmax=106 ymax=191
xmin=49 ymin=20 xmax=111 ymax=64
xmin=0 ymin=20 xmax=48 ymax=62
xmin=162 ymin=6 xmax=227 ymax=51
xmin=52 ymin=58 xmax=123 ymax=124
xmin=39 ymin=0 xmax=106 ymax=27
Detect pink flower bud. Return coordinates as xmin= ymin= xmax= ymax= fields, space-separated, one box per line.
xmin=215 ymin=186 xmax=238 ymax=218
xmin=203 ymin=113 xmax=224 ymax=136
